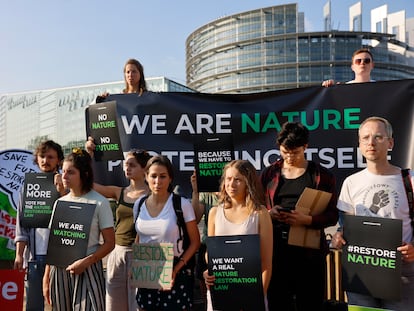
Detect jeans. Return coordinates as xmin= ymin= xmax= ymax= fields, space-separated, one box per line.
xmin=26 ymin=255 xmax=47 ymax=311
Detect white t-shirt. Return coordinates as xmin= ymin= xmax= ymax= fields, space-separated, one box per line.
xmin=134 ymin=193 xmax=195 ymax=257
xmin=338 ymin=168 xmax=414 ymax=243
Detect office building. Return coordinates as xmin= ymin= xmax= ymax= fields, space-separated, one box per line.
xmin=186 ymin=3 xmax=414 ymax=94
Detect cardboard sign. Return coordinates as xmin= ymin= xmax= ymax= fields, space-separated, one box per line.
xmin=85 ymin=100 xmax=124 ymax=162
xmin=342 ymin=215 xmax=402 ymax=300
xmin=288 ymin=187 xmax=332 ymax=249
xmin=46 ymin=200 xmax=96 ymax=267
xmin=206 ymin=234 xmax=265 ymax=311
xmin=0 ymin=149 xmax=39 ymax=260
xmin=130 ymin=243 xmax=174 ymax=289
xmin=0 ymin=269 xmax=25 ymax=311
xmin=21 ymin=173 xmax=60 ymax=228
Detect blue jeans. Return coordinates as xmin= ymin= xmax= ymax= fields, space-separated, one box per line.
xmin=26 ymin=255 xmax=47 ymax=311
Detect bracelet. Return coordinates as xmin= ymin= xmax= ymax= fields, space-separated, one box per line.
xmin=179 ymin=257 xmax=187 ymax=265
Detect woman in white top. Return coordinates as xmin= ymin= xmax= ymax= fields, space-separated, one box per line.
xmin=134 ymin=155 xmax=200 ymax=310
xmin=204 ymin=160 xmax=273 ymax=306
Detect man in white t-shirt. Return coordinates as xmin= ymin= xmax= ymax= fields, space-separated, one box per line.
xmin=322 ymin=48 xmax=375 ymax=86
xmin=331 ymin=116 xmax=414 ymax=310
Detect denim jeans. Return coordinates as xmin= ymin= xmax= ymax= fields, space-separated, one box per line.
xmin=26 ymin=255 xmax=47 ymax=311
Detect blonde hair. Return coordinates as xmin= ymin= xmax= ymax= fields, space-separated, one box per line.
xmin=218 ymin=160 xmax=265 ymax=213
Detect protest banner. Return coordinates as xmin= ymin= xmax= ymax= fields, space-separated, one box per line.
xmin=21 ymin=172 xmax=59 ymax=228
xmin=0 ymin=149 xmax=38 ymax=261
xmin=130 ymin=242 xmax=174 ymax=290
xmin=342 ymin=215 xmax=402 ymax=300
xmin=46 ymin=200 xmax=96 ymax=267
xmin=194 ymin=134 xmax=234 ymax=192
xmin=85 ymin=100 xmax=124 ymax=161
xmin=0 ymin=269 xmax=25 ymax=310
xmin=206 ymin=234 xmax=264 ymax=311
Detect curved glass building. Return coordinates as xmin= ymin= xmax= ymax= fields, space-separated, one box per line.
xmin=186 ymin=3 xmax=414 ymax=93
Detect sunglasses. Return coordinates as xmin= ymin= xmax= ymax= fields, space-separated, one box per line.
xmin=354 ymin=58 xmax=371 ymax=65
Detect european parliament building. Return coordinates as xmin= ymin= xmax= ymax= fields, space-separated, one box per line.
xmin=186 ymin=3 xmax=414 ymax=93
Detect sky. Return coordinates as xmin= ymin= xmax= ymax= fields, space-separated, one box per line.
xmin=1 ymin=0 xmax=413 ymax=94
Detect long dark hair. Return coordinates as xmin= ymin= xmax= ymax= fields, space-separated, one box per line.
xmin=65 ymin=148 xmax=93 ymax=193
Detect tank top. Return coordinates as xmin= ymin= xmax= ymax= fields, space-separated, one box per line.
xmin=214 ymin=205 xmax=259 ymax=236
xmin=114 ymin=188 xmax=136 ymax=246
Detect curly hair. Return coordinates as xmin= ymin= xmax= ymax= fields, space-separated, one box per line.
xmin=64 ymin=148 xmax=94 ymax=193
xmin=276 ymin=122 xmax=309 ymax=149
xmin=218 ymin=160 xmax=264 ymax=213
xmin=33 ymin=140 xmax=64 ymax=170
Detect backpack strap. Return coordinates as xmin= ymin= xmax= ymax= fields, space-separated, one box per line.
xmin=401 ymin=169 xmax=414 ymax=231
xmin=134 ymin=195 xmax=149 ymax=224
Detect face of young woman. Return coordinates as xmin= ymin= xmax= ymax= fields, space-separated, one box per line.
xmin=62 ymin=161 xmax=82 ymax=193
xmin=123 ymin=155 xmax=144 ymax=180
xmin=124 ymin=64 xmax=140 ymax=91
xmin=146 ymin=164 xmax=172 ymax=195
xmin=224 ymin=167 xmax=247 ymax=201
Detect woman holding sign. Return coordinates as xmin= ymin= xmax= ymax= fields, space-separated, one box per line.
xmin=133 ymin=155 xmax=200 ymax=311
xmin=86 ymin=142 xmax=152 ymax=311
xmin=203 ymin=160 xmax=273 ymax=310
xmin=42 ymin=148 xmax=115 ymax=311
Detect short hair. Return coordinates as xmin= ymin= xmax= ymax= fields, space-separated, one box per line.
xmin=352 ymin=48 xmax=374 ymax=62
xmin=277 ymin=122 xmax=309 ymax=149
xmin=145 ymin=155 xmax=174 ymax=192
xmin=123 ymin=58 xmax=147 ymax=93
xmin=127 ymin=149 xmax=152 ymax=168
xmin=359 ymin=116 xmax=393 ymax=138
xmin=33 ymin=140 xmax=64 ymax=169
xmin=218 ymin=160 xmax=265 ymax=213
xmin=64 ymin=148 xmax=94 ymax=193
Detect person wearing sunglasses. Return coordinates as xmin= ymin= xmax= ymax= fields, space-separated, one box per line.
xmin=322 ymin=48 xmax=375 ymax=87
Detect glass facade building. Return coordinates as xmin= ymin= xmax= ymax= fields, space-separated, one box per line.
xmin=186 ymin=4 xmax=414 ymax=94
xmin=0 ymin=77 xmax=194 ymax=151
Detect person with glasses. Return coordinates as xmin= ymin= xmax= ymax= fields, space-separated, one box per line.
xmin=322 ymin=48 xmax=375 ymax=87
xmin=260 ymin=122 xmax=338 ymax=311
xmin=331 ymin=116 xmax=414 ymax=310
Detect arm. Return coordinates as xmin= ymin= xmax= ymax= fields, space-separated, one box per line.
xmin=42 ymin=264 xmax=51 ymax=305
xmin=190 ymin=171 xmax=205 ymax=223
xmin=14 ymin=190 xmax=29 ymax=270
xmin=66 ymin=227 xmax=115 ymax=275
xmin=203 ymin=206 xmax=218 ymax=287
xmin=173 ymin=220 xmax=200 ymax=278
xmin=93 ymin=183 xmax=122 ymax=201
xmin=258 ymin=207 xmax=273 ymax=294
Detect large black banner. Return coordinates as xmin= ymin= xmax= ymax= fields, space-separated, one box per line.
xmin=91 ymin=79 xmax=414 ymax=197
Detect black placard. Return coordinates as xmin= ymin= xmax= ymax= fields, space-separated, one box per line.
xmin=342 ymin=215 xmax=402 ymax=300
xmin=21 ymin=173 xmax=60 ymax=228
xmin=194 ymin=135 xmax=234 ymax=192
xmin=46 ymin=200 xmax=96 ymax=267
xmin=85 ymin=100 xmax=124 ymax=161
xmin=206 ymin=234 xmax=264 ymax=311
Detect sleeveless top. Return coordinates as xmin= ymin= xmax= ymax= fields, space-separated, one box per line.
xmin=114 ymin=188 xmax=136 ymax=246
xmin=214 ymin=205 xmax=259 ymax=236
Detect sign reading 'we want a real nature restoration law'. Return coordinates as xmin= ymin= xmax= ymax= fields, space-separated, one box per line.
xmin=207 ymin=234 xmax=264 ymax=311
xmin=342 ymin=215 xmax=402 ymax=300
